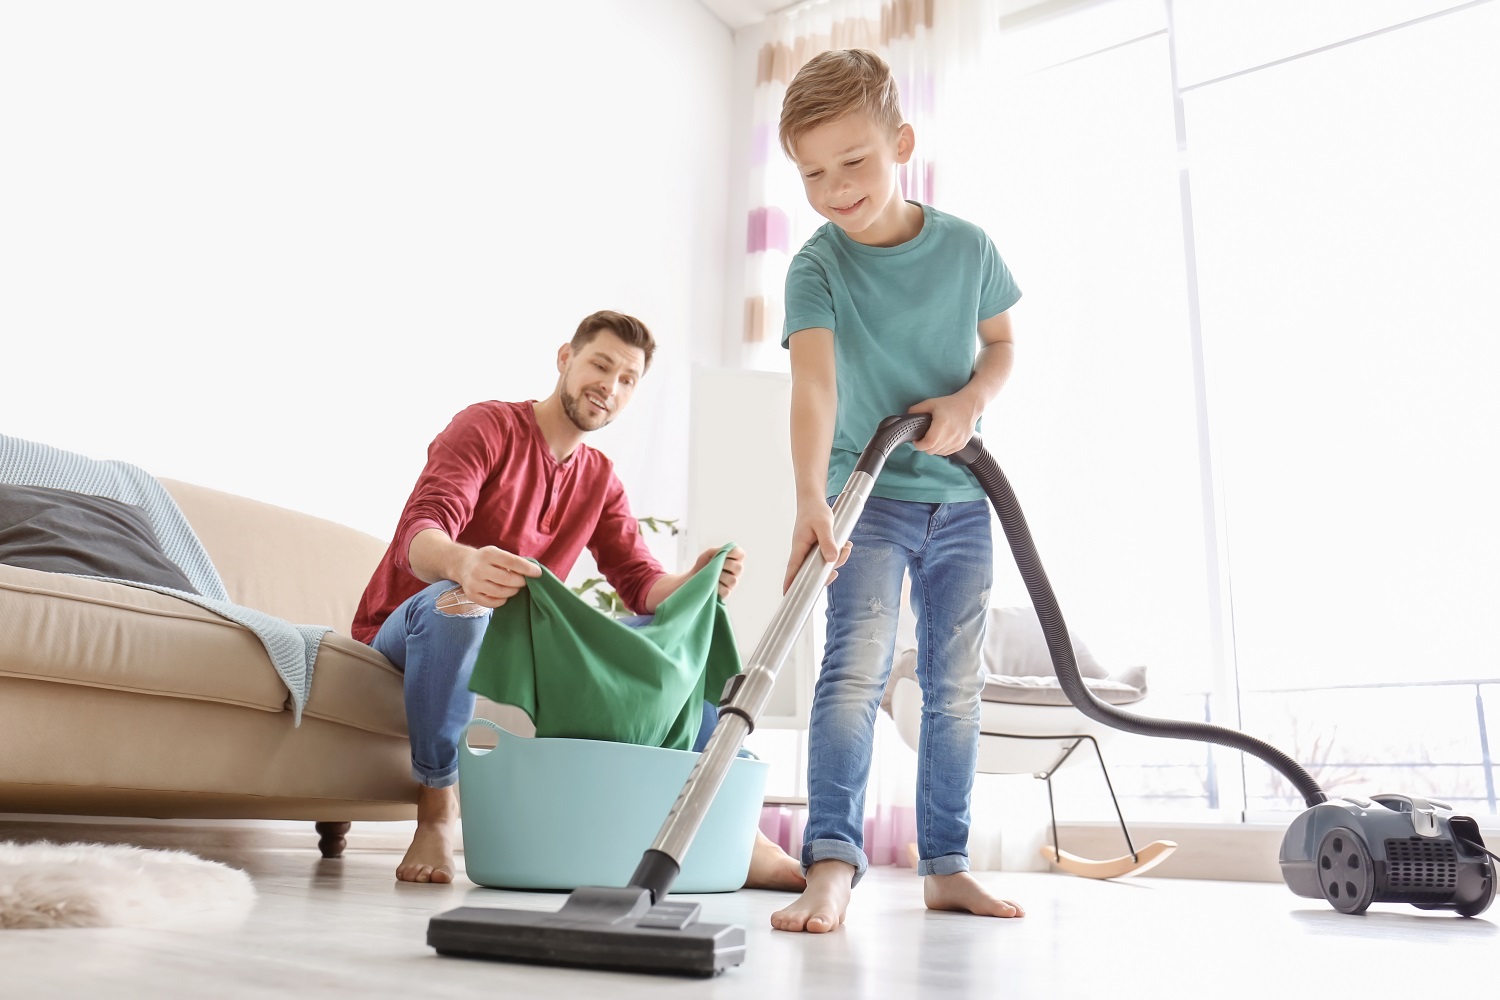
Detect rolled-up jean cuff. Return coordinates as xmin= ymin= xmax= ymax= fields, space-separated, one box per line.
xmin=414 ymin=764 xmax=459 ymax=789
xmin=916 ymin=853 xmax=970 ymax=877
xmin=802 ymin=839 xmax=869 ymax=887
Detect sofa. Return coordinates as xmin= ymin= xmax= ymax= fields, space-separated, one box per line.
xmin=0 ymin=477 xmax=519 ymax=856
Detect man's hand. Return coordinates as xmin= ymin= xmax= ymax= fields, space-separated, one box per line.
xmin=907 ymin=390 xmax=984 ymax=456
xmin=454 ymin=545 xmax=542 ymax=608
xmin=692 ymin=545 xmax=746 ymax=599
xmin=645 ymin=545 xmax=747 ymax=612
xmin=783 ymin=501 xmax=853 ymax=594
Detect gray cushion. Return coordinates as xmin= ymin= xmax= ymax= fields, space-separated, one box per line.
xmin=983 ymin=605 xmax=1108 ymax=679
xmin=982 ymin=664 xmax=1148 ymax=707
xmin=883 ymin=605 xmax=1149 ymax=713
xmin=977 ymin=606 xmax=1147 ymax=705
xmin=0 ymin=484 xmax=199 ymax=593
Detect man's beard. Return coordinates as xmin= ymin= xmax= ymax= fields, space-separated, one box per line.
xmin=560 ymin=386 xmax=612 ymax=432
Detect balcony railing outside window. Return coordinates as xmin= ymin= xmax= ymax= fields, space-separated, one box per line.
xmin=1100 ymin=679 xmax=1500 ymax=819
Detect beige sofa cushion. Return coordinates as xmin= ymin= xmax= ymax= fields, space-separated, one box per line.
xmin=300 ymin=632 xmax=407 ymax=737
xmin=0 ymin=564 xmax=289 ymax=712
xmin=0 ymin=675 xmax=418 ymax=817
xmin=161 ymin=478 xmax=386 ymax=633
xmin=1 ymin=560 xmax=528 ymax=742
xmin=1 ymin=560 xmax=422 ymax=738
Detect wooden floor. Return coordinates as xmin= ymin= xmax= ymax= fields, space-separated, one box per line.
xmin=3 ymin=846 xmax=1496 ymax=998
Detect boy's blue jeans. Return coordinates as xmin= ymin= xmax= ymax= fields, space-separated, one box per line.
xmin=804 ymin=496 xmax=992 ymax=884
xmin=369 ymin=584 xmax=725 ymax=787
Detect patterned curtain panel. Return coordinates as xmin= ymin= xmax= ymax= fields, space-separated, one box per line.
xmin=740 ymin=0 xmax=998 ymax=367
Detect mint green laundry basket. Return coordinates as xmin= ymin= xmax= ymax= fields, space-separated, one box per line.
xmin=458 ymin=718 xmax=770 ymax=894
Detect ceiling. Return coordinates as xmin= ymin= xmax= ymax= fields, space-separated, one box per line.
xmin=697 ymin=0 xmax=790 ymax=30
xmin=697 ymin=0 xmax=1058 ymax=32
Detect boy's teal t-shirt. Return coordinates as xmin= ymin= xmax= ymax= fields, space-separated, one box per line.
xmin=781 ymin=202 xmax=1021 ymax=502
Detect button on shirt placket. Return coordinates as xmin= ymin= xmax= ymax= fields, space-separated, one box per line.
xmin=537 ymin=461 xmax=569 ymax=536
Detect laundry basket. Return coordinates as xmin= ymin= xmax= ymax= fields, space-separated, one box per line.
xmin=458 ymin=718 xmax=770 ymax=894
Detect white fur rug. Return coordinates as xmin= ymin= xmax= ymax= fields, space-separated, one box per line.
xmin=0 ymin=841 xmax=256 ymax=929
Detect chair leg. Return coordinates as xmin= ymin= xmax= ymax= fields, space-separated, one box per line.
xmin=1037 ymin=737 xmax=1088 ymax=861
xmin=1044 ymin=770 xmax=1061 ymax=858
xmin=1035 ymin=736 xmax=1177 ymax=879
xmin=315 ymin=821 xmax=351 ymax=859
xmin=1082 ymin=734 xmax=1139 ymax=863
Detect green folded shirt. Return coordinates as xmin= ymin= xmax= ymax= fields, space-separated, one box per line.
xmin=468 ymin=544 xmax=743 ymax=750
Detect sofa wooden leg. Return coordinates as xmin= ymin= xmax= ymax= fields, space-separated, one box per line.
xmin=315 ymin=821 xmax=351 ymax=858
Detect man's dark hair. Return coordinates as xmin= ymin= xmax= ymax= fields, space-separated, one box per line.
xmin=571 ymin=310 xmax=655 ymax=371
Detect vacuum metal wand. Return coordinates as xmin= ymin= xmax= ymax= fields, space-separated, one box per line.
xmin=629 ymin=471 xmax=879 ymax=900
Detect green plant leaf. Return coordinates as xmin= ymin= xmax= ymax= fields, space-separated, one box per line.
xmin=568 ymin=513 xmax=678 ymax=616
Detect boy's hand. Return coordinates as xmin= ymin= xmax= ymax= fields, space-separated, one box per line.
xmin=455 ymin=545 xmax=542 ymax=608
xmin=692 ymin=545 xmax=746 ymax=599
xmin=907 ymin=391 xmax=984 ymax=456
xmin=783 ymin=502 xmax=853 ymax=594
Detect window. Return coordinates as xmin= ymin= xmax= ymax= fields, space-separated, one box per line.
xmin=957 ymin=0 xmax=1500 ymax=821
xmin=1184 ymin=0 xmax=1500 ymax=817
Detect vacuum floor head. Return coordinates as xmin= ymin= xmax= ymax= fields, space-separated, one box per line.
xmin=426 ymin=886 xmax=745 ymax=978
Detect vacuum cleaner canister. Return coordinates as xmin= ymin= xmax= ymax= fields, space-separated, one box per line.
xmin=1279 ymin=793 xmax=1496 ymax=916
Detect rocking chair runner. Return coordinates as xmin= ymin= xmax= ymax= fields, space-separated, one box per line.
xmin=884 ymin=606 xmax=1177 ymax=880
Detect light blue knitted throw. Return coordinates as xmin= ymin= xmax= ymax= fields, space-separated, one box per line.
xmin=0 ymin=434 xmax=325 ymax=723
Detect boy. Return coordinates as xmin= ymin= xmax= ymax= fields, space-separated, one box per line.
xmin=774 ymin=49 xmax=1026 ymax=932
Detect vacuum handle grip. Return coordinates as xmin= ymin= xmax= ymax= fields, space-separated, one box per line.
xmin=852 ymin=414 xmax=934 ymax=478
xmin=778 ymin=413 xmax=934 ymax=598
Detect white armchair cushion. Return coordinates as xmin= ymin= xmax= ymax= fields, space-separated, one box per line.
xmin=982 ymin=606 xmax=1108 ymax=680
xmin=981 ymin=665 xmax=1148 ymax=707
xmin=884 ymin=606 xmax=1148 ymax=710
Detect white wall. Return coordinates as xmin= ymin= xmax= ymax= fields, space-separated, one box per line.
xmin=0 ymin=0 xmax=731 ymax=567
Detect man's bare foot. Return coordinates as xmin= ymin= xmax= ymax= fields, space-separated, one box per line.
xmin=770 ymin=859 xmax=854 ymax=933
xmin=742 ymin=830 xmax=807 ymax=891
xmin=396 ymin=784 xmax=459 ymax=884
xmin=924 ymin=871 xmax=1024 ymax=917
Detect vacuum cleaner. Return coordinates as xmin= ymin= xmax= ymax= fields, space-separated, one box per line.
xmin=427 ymin=414 xmax=1496 ymax=977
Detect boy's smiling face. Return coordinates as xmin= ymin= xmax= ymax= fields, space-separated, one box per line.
xmin=791 ymin=112 xmax=916 ymax=246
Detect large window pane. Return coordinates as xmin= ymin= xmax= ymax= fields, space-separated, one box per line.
xmin=1172 ymin=0 xmax=1462 ymax=87
xmin=1241 ymin=684 xmax=1499 ymax=813
xmin=952 ymin=32 xmax=1220 ymax=817
xmin=1185 ymin=4 xmax=1500 ymax=813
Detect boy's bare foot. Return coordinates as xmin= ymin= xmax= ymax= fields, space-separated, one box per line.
xmin=396 ymin=784 xmax=459 ymax=884
xmin=742 ymin=830 xmax=807 ymax=891
xmin=770 ymin=859 xmax=855 ymax=933
xmin=924 ymin=871 xmax=1024 ymax=917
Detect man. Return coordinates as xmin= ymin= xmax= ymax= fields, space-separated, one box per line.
xmin=352 ymin=309 xmax=806 ymax=889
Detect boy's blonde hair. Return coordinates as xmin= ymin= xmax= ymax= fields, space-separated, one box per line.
xmin=779 ymin=48 xmax=903 ymax=160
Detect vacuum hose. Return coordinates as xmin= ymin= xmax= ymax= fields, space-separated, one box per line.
xmin=864 ymin=414 xmax=1329 ymax=808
